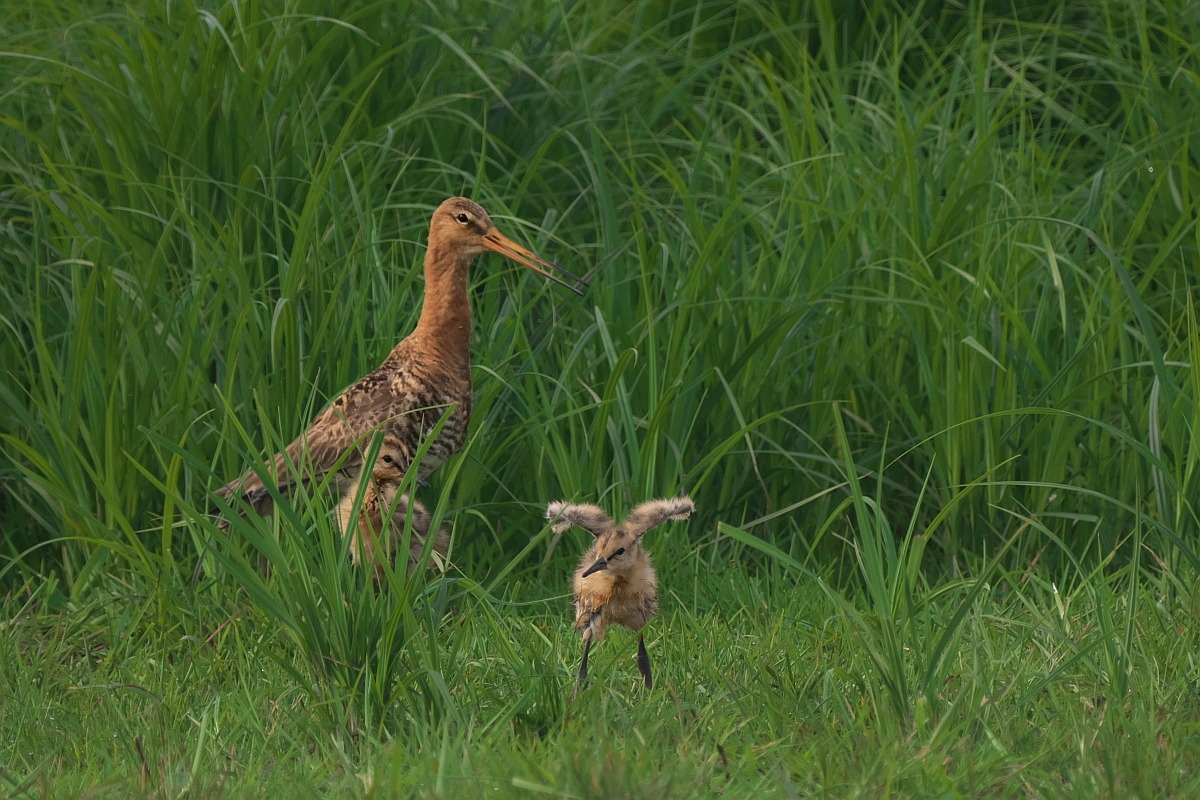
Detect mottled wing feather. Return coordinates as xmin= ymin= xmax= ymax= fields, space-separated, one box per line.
xmin=215 ymin=364 xmax=427 ymax=508
xmin=215 ymin=330 xmax=472 ymax=527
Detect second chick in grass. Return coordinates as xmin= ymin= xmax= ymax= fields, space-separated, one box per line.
xmin=338 ymin=440 xmax=449 ymax=580
xmin=547 ymin=495 xmax=694 ymax=699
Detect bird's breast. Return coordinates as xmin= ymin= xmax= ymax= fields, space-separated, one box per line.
xmin=407 ymin=386 xmax=473 ymax=477
xmin=376 ymin=342 xmax=473 ymax=476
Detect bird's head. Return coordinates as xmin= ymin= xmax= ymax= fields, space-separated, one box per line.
xmin=429 ymin=197 xmax=493 ymax=255
xmin=427 ymin=197 xmax=586 ymax=295
xmin=580 ymin=528 xmax=644 ymax=578
xmin=369 ymin=443 xmax=408 ymax=486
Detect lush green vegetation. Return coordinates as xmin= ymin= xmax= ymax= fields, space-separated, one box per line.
xmin=3 ymin=0 xmax=1199 ymax=795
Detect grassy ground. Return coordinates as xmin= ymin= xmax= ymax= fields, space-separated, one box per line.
xmin=2 ymin=0 xmax=1200 ymax=796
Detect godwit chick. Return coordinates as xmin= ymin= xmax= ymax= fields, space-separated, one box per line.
xmin=338 ymin=439 xmax=449 ymax=579
xmin=547 ymin=496 xmax=695 ymax=699
xmin=215 ymin=197 xmax=585 ymax=522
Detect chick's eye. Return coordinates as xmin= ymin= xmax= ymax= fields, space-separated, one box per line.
xmin=612 ymin=548 xmax=625 ymax=558
xmin=382 ymin=455 xmax=393 ymax=464
xmin=455 ymin=213 xmax=470 ymax=224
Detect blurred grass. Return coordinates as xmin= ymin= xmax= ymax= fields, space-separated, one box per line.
xmin=2 ymin=0 xmax=1200 ymax=794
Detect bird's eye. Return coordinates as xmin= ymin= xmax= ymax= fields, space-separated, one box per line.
xmin=612 ymin=547 xmax=625 ymax=558
xmin=382 ymin=455 xmax=393 ymax=464
xmin=455 ymin=213 xmax=470 ymax=224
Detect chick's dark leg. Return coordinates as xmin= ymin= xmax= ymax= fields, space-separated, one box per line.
xmin=568 ymin=637 xmax=592 ymax=704
xmin=579 ymin=636 xmax=592 ymax=683
xmin=637 ymin=633 xmax=653 ymax=689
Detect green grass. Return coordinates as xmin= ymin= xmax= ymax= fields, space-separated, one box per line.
xmin=2 ymin=0 xmax=1199 ymax=795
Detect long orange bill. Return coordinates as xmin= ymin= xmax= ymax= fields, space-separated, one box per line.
xmin=483 ymin=228 xmax=588 ymax=296
xmin=581 ymin=557 xmax=608 ymax=578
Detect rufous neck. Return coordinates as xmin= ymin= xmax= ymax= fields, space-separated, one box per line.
xmin=413 ymin=242 xmax=473 ymax=360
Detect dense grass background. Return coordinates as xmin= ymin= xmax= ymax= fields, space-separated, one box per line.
xmin=2 ymin=0 xmax=1200 ymax=795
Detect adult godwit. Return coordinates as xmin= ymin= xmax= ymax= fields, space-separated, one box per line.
xmin=216 ymin=197 xmax=585 ymax=522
